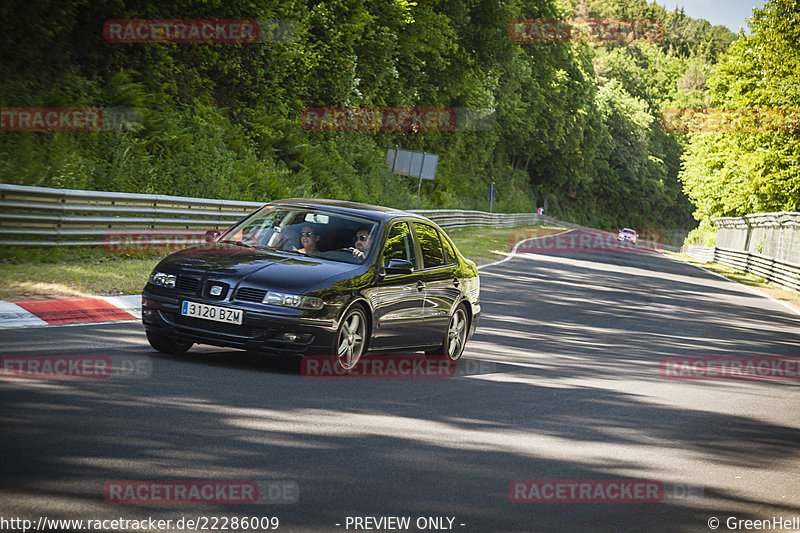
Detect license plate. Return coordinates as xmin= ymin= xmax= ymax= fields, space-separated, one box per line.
xmin=181 ymin=301 xmax=243 ymax=325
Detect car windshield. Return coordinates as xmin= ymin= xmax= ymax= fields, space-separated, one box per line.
xmin=219 ymin=206 xmax=379 ymax=265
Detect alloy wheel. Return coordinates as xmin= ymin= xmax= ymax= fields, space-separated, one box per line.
xmin=336 ymin=308 xmax=366 ymax=371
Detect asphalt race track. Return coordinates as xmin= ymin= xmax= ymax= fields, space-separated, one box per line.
xmin=2 ymin=231 xmax=799 ymax=533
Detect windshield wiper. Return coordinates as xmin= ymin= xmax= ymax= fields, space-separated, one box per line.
xmin=269 ymin=247 xmax=302 ymax=256
xmin=221 ymin=240 xmax=259 ymax=250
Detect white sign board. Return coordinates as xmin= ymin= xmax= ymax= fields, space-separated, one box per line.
xmin=386 ymin=148 xmax=437 ymax=180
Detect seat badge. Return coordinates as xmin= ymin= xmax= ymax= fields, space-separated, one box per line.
xmin=210 ymin=285 xmax=223 ymax=296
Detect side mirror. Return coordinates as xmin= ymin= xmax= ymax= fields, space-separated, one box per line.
xmin=204 ymin=230 xmax=221 ymax=243
xmin=382 ymin=258 xmax=414 ymax=276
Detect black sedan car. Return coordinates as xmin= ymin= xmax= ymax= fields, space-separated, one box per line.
xmin=142 ymin=199 xmax=481 ymax=371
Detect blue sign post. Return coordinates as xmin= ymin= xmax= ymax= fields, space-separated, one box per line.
xmin=486 ymin=181 xmax=498 ymax=212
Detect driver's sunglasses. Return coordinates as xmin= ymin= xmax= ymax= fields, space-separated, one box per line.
xmin=301 ymin=231 xmax=315 ymax=237
xmin=355 ymin=234 xmax=369 ymax=241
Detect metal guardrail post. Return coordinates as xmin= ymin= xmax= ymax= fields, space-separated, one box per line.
xmin=765 ymin=256 xmax=772 ymax=281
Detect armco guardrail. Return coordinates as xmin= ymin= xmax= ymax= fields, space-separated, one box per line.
xmin=680 ymin=212 xmax=800 ymax=293
xmin=0 ymin=184 xmax=264 ymax=246
xmin=716 ymin=211 xmax=800 ymax=292
xmin=410 ymin=209 xmax=582 ymax=230
xmin=715 ymin=211 xmax=800 ymax=264
xmin=0 ymin=184 xmax=587 ymax=247
xmin=715 ymin=248 xmax=800 ymax=293
xmin=682 ymin=245 xmax=715 ymax=263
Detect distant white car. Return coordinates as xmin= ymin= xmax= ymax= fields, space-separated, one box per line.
xmin=617 ymin=228 xmax=638 ymax=245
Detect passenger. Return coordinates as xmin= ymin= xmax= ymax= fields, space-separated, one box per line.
xmin=298 ymin=225 xmax=321 ymax=256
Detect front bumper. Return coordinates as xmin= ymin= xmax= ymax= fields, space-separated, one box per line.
xmin=468 ymin=304 xmax=481 ymax=340
xmin=141 ymin=291 xmax=337 ymax=355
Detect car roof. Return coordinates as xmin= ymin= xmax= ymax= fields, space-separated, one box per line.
xmin=268 ymin=198 xmax=434 ymax=223
xmin=620 ymin=228 xmax=637 ymax=232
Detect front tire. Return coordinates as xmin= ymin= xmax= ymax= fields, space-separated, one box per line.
xmin=146 ymin=330 xmax=193 ymax=355
xmin=427 ymin=304 xmax=468 ymax=361
xmin=333 ymin=306 xmax=367 ymax=371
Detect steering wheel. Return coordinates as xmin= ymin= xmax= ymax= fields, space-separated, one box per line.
xmin=336 ymin=247 xmax=365 ymax=259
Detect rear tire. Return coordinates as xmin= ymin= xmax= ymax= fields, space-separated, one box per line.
xmin=146 ymin=331 xmax=193 ymax=355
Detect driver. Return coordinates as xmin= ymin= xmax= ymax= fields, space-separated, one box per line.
xmin=349 ymin=227 xmax=372 ymax=259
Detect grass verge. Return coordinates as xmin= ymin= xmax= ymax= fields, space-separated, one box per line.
xmin=447 ymin=225 xmax=565 ymax=266
xmin=0 ymin=256 xmax=161 ymax=300
xmin=668 ymin=252 xmax=800 ymax=312
xmin=0 ymin=226 xmax=565 ymax=300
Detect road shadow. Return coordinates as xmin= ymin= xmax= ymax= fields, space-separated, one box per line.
xmin=2 ymin=246 xmax=800 ymax=532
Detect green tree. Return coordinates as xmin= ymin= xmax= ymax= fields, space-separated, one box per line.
xmin=679 ymin=0 xmax=800 ymax=226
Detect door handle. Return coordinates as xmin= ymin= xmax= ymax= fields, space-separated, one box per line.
xmin=416 ymin=280 xmax=425 ymax=292
xmin=453 ymin=277 xmax=460 ymax=287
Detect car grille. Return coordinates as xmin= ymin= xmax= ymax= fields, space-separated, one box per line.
xmin=175 ymin=314 xmax=255 ymax=337
xmin=236 ymin=287 xmax=267 ymax=303
xmin=176 ymin=276 xmax=200 ymax=293
xmin=204 ymin=281 xmax=230 ymax=299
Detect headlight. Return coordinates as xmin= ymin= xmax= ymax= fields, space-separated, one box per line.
xmin=262 ymin=291 xmax=324 ymax=310
xmin=150 ymin=271 xmax=176 ymax=288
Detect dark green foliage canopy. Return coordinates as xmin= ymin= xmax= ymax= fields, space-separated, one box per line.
xmin=0 ymin=0 xmax=739 ymax=238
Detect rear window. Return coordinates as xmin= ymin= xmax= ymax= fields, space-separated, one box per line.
xmin=441 ymin=232 xmax=457 ymax=264
xmin=413 ymin=222 xmax=446 ymax=269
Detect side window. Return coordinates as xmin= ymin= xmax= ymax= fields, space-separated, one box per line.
xmin=382 ymin=222 xmax=415 ymax=267
xmin=413 ymin=222 xmax=445 ymax=269
xmin=441 ymin=232 xmax=457 ymax=265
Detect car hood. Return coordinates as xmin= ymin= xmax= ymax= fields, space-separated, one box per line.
xmin=160 ymin=243 xmax=361 ymax=292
